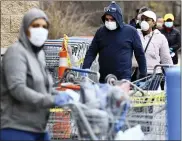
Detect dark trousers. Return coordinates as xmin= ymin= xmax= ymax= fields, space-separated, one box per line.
xmin=0 ymin=128 xmax=51 ymax=141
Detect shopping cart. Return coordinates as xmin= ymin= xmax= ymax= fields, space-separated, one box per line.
xmin=123 ymin=64 xmax=174 ymax=140
xmin=46 ymin=78 xmax=166 ymax=140
xmin=47 ymin=64 xmax=174 ymax=140
xmin=47 ymin=79 xmax=132 ymax=140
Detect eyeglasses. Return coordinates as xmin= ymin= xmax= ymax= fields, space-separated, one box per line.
xmin=104 ymin=7 xmax=117 ymax=12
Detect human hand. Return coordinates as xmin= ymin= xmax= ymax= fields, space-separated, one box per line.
xmin=54 ymin=92 xmax=72 ymax=106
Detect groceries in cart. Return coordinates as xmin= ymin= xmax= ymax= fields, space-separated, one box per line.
xmin=67 ymin=76 xmax=131 ymax=140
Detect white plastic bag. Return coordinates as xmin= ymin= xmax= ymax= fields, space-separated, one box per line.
xmin=114 ymin=125 xmax=144 ymax=140
xmin=65 ymin=89 xmax=80 ymax=102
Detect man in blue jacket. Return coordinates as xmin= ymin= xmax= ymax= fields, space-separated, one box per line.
xmin=83 ymin=1 xmax=147 ymax=83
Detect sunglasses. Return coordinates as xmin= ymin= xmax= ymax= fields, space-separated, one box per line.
xmin=104 ymin=7 xmax=117 ymax=12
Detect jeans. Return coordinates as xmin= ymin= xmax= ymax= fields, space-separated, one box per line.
xmin=0 ymin=128 xmax=51 ymax=141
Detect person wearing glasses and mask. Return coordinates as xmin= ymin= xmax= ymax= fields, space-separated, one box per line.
xmin=137 ymin=10 xmax=173 ymax=90
xmin=160 ymin=13 xmax=181 ymax=65
xmin=83 ymin=1 xmax=147 ymax=90
xmin=0 ymin=8 xmax=73 ymax=140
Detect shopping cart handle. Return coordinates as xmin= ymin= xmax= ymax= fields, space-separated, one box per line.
xmin=153 ymin=64 xmax=174 ymax=74
xmin=66 ymin=68 xmax=99 ymax=76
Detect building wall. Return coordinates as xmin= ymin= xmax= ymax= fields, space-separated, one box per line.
xmin=1 ymin=1 xmax=39 ymax=54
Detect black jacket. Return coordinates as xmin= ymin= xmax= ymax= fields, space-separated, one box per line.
xmin=83 ymin=2 xmax=147 ymax=83
xmin=160 ymin=27 xmax=181 ymax=64
xmin=129 ymin=18 xmax=141 ymax=29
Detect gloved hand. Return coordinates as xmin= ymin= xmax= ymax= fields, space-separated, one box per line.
xmin=136 ymin=82 xmax=145 ymax=87
xmin=169 ymin=48 xmax=173 ymax=52
xmin=54 ymin=92 xmax=72 ymax=106
xmin=169 ymin=48 xmax=175 ymax=57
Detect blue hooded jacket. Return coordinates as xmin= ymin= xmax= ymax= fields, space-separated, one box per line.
xmin=83 ymin=2 xmax=147 ymax=83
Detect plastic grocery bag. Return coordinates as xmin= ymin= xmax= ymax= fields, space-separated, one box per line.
xmin=114 ymin=125 xmax=144 ymax=140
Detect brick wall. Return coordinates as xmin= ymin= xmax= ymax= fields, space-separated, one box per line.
xmin=1 ymin=1 xmax=40 ymax=54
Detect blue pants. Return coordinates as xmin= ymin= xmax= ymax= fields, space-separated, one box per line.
xmin=0 ymin=128 xmax=51 ymax=141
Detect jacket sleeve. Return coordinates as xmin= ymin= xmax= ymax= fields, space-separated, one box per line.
xmin=82 ymin=29 xmax=100 ymax=69
xmin=132 ymin=30 xmax=147 ymax=76
xmin=3 ymin=47 xmax=55 ymax=108
xmin=170 ymin=30 xmax=181 ymax=52
xmin=160 ymin=35 xmax=173 ymax=65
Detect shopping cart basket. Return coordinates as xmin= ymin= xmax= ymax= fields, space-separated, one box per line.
xmin=47 ymin=68 xmax=100 ymax=140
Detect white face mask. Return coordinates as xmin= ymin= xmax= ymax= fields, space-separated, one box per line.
xmin=29 ymin=27 xmax=48 ymax=47
xmin=156 ymin=22 xmax=163 ymax=28
xmin=105 ymin=21 xmax=117 ymax=30
xmin=140 ymin=21 xmax=150 ymax=31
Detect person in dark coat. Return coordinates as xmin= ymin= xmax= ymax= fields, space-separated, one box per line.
xmin=82 ymin=1 xmax=147 ymax=83
xmin=129 ymin=9 xmax=140 ymax=28
xmin=160 ymin=13 xmax=181 ymax=65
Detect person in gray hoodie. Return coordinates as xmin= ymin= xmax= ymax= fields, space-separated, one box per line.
xmin=0 ymin=8 xmax=72 ymax=140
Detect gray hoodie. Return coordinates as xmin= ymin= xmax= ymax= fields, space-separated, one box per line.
xmin=1 ymin=8 xmax=57 ymax=133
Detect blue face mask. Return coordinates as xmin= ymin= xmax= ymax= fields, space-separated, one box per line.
xmin=164 ymin=22 xmax=173 ymax=28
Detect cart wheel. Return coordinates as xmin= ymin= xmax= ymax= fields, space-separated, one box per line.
xmin=105 ymin=74 xmax=117 ymax=85
xmin=65 ymin=72 xmax=76 ymax=83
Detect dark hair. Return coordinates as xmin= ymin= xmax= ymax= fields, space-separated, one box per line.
xmin=139 ymin=6 xmax=151 ymax=14
xmin=136 ymin=9 xmax=140 ymax=13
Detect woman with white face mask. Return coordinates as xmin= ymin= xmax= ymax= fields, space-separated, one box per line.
xmin=136 ymin=10 xmax=173 ymax=90
xmin=0 ymin=8 xmax=73 ymax=141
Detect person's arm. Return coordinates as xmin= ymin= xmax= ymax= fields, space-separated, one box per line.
xmin=160 ymin=35 xmax=173 ymax=65
xmin=3 ymin=47 xmax=55 ymax=108
xmin=132 ymin=30 xmax=147 ymax=78
xmin=170 ymin=30 xmax=181 ymax=52
xmin=82 ymin=29 xmax=100 ymax=69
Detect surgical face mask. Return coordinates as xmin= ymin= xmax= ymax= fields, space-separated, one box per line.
xmin=156 ymin=22 xmax=163 ymax=28
xmin=140 ymin=21 xmax=150 ymax=31
xmin=164 ymin=22 xmax=173 ymax=28
xmin=29 ymin=27 xmax=48 ymax=47
xmin=105 ymin=21 xmax=117 ymax=30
